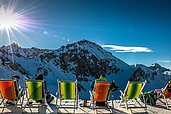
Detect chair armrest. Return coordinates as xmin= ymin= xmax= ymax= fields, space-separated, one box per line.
xmin=119 ymin=90 xmax=124 ymax=96
xmin=89 ymin=90 xmax=94 ymax=99
xmin=140 ymin=92 xmax=146 ymax=98
xmin=140 ymin=92 xmax=144 ymax=95
xmin=18 ymin=88 xmax=24 ymax=99
xmin=77 ymin=94 xmax=79 ymax=100
xmin=56 ymin=91 xmax=59 ymax=97
xmin=89 ymin=90 xmax=93 ymax=97
xmin=119 ymin=90 xmax=125 ymax=99
xmin=160 ymin=88 xmax=165 ymax=97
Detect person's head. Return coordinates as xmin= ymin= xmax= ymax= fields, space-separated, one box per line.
xmin=35 ymin=74 xmax=44 ymax=80
xmin=12 ymin=74 xmax=20 ymax=82
xmin=101 ymin=74 xmax=106 ymax=77
xmin=100 ymin=74 xmax=106 ymax=78
xmin=37 ymin=74 xmax=43 ymax=77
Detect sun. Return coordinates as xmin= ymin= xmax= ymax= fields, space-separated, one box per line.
xmin=0 ymin=9 xmax=19 ymax=30
xmin=0 ymin=0 xmax=42 ymax=46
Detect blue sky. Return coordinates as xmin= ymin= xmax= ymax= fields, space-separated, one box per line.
xmin=0 ymin=0 xmax=171 ymax=68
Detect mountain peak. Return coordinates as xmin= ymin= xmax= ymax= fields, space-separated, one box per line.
xmin=151 ymin=63 xmax=161 ymax=68
xmin=77 ymin=39 xmax=92 ymax=43
xmin=148 ymin=63 xmax=170 ymax=72
xmin=75 ymin=39 xmax=101 ymax=48
xmin=7 ymin=42 xmax=21 ymax=48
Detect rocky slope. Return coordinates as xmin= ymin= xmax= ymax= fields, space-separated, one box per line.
xmin=131 ymin=64 xmax=171 ymax=91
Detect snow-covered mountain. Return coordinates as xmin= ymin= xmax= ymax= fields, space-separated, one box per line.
xmin=131 ymin=64 xmax=171 ymax=91
xmin=0 ymin=40 xmax=171 ymax=99
xmin=0 ymin=40 xmax=134 ymax=99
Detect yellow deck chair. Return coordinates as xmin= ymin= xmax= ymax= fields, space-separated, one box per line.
xmin=119 ymin=80 xmax=147 ymax=109
xmin=56 ymin=80 xmax=78 ymax=114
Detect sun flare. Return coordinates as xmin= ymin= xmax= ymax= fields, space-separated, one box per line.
xmin=0 ymin=9 xmax=19 ymax=30
xmin=0 ymin=0 xmax=43 ymax=48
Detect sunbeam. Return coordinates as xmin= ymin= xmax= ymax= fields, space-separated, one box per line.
xmin=0 ymin=0 xmax=45 ymax=45
xmin=0 ymin=0 xmax=44 ymax=63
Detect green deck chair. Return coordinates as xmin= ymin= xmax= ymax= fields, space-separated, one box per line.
xmin=23 ymin=80 xmax=45 ymax=113
xmin=119 ymin=80 xmax=147 ymax=109
xmin=56 ymin=80 xmax=78 ymax=114
xmin=0 ymin=79 xmax=23 ymax=113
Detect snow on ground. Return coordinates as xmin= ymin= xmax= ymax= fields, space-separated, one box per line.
xmin=0 ymin=97 xmax=171 ymax=114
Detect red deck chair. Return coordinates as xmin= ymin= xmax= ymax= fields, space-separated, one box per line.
xmin=0 ymin=79 xmax=22 ymax=113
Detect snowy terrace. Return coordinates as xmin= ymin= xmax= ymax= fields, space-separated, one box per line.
xmin=0 ymin=96 xmax=170 ymax=114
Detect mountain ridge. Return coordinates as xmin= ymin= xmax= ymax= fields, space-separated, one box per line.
xmin=0 ymin=40 xmax=171 ymax=99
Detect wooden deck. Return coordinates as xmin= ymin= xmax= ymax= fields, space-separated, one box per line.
xmin=0 ymin=98 xmax=170 ymax=114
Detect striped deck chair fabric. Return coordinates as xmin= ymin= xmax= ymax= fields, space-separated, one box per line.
xmin=94 ymin=82 xmax=110 ymax=102
xmin=23 ymin=80 xmax=45 ymax=113
xmin=56 ymin=80 xmax=78 ymax=114
xmin=0 ymin=80 xmax=17 ymax=100
xmin=125 ymin=82 xmax=143 ymax=100
xmin=120 ymin=81 xmax=147 ymax=109
xmin=26 ymin=80 xmax=43 ymax=100
xmin=59 ymin=81 xmax=76 ymax=100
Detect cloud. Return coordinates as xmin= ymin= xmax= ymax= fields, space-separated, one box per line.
xmin=157 ymin=60 xmax=171 ymax=63
xmin=101 ymin=45 xmax=153 ymax=53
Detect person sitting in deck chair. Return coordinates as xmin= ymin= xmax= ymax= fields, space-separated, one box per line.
xmin=12 ymin=74 xmax=21 ymax=96
xmin=90 ymin=74 xmax=118 ymax=106
xmin=90 ymin=74 xmax=107 ymax=90
xmin=6 ymin=74 xmax=23 ymax=105
xmin=35 ymin=74 xmax=54 ymax=104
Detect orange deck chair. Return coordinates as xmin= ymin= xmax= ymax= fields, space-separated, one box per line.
xmin=89 ymin=81 xmax=111 ymax=110
xmin=157 ymin=80 xmax=171 ymax=109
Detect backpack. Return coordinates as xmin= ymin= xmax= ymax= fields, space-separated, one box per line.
xmin=140 ymin=91 xmax=157 ymax=106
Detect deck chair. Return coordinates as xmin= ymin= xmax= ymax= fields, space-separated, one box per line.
xmin=56 ymin=80 xmax=78 ymax=114
xmin=119 ymin=80 xmax=147 ymax=110
xmin=0 ymin=79 xmax=23 ymax=113
xmin=156 ymin=81 xmax=171 ymax=109
xmin=89 ymin=81 xmax=111 ymax=110
xmin=22 ymin=80 xmax=46 ymax=113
